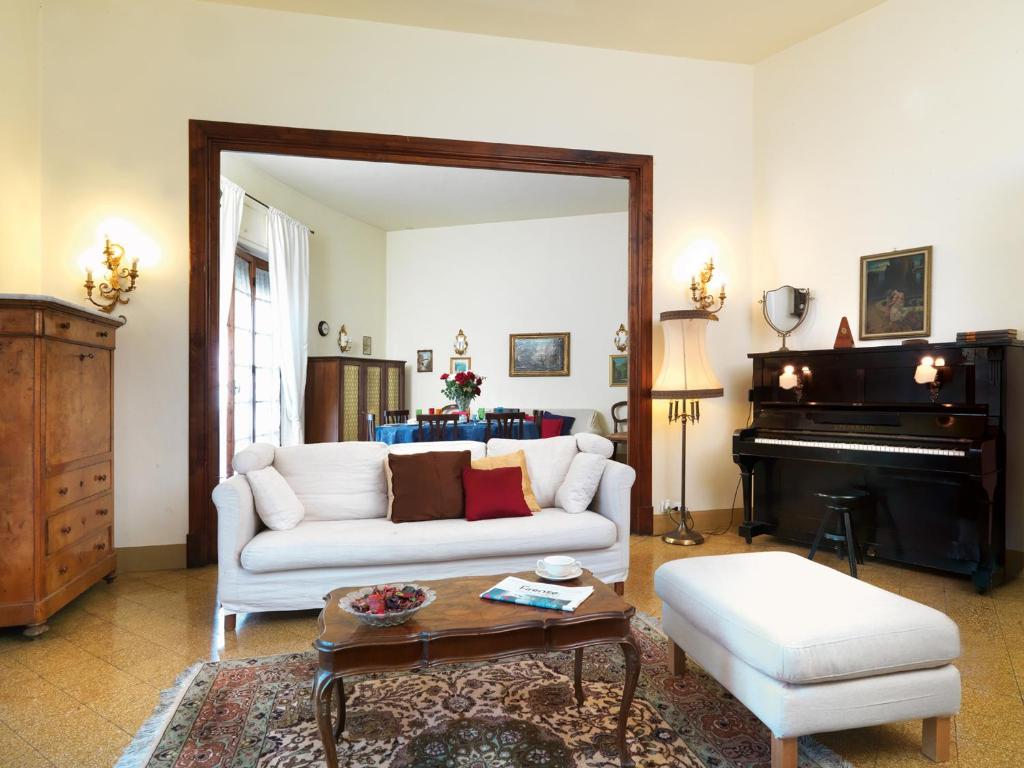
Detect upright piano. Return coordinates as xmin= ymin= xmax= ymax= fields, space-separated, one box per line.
xmin=733 ymin=342 xmax=1024 ymax=591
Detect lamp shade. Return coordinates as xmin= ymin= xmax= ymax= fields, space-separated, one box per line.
xmin=652 ymin=310 xmax=724 ymax=400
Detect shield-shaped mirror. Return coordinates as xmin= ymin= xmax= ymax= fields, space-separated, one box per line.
xmin=761 ymin=285 xmax=810 ymax=350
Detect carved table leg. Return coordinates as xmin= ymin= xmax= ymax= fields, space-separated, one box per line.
xmin=103 ymin=572 xmax=118 ymax=584
xmin=22 ymin=623 xmax=49 ymax=639
xmin=618 ymin=634 xmax=640 ymax=766
xmin=313 ymin=670 xmax=340 ymax=768
xmin=333 ymin=678 xmax=346 ymax=741
xmin=574 ymin=648 xmax=584 ymax=707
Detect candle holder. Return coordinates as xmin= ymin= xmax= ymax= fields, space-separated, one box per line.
xmin=84 ymin=236 xmax=139 ymax=314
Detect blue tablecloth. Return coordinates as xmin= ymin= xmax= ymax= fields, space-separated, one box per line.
xmin=375 ymin=420 xmax=539 ymax=445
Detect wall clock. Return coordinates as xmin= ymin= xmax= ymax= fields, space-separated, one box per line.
xmin=317 ymin=321 xmax=329 ymax=337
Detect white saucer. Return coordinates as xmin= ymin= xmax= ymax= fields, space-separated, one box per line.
xmin=535 ymin=566 xmax=583 ymax=582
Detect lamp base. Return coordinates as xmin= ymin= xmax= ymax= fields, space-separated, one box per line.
xmin=662 ymin=527 xmax=705 ymax=546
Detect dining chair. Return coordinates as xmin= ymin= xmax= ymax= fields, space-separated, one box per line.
xmin=383 ymin=409 xmax=409 ymax=424
xmin=416 ymin=413 xmax=460 ymax=441
xmin=440 ymin=404 xmax=459 ymax=414
xmin=484 ymin=411 xmax=526 ymax=440
xmin=609 ymin=400 xmax=628 ymax=462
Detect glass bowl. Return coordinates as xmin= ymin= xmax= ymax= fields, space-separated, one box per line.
xmin=338 ymin=583 xmax=436 ymax=627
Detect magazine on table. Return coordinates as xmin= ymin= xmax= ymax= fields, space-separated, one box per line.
xmin=480 ymin=576 xmax=593 ymax=612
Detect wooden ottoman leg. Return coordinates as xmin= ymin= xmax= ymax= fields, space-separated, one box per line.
xmin=223 ymin=613 xmax=237 ymax=632
xmin=770 ymin=736 xmax=797 ymax=768
xmin=922 ymin=716 xmax=951 ymax=762
xmin=667 ymin=640 xmax=686 ymax=675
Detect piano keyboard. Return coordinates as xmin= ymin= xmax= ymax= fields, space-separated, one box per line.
xmin=754 ymin=437 xmax=965 ymax=457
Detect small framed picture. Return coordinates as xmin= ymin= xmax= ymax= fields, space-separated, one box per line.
xmin=609 ymin=354 xmax=628 ymax=386
xmin=362 ymin=336 xmax=372 ymax=355
xmin=509 ymin=332 xmax=570 ymax=377
xmin=416 ymin=349 xmax=433 ymax=373
xmin=859 ymin=246 xmax=932 ymax=340
xmin=450 ymin=356 xmax=471 ymax=374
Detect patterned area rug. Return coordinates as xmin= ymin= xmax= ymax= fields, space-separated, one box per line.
xmin=117 ymin=614 xmax=851 ymax=768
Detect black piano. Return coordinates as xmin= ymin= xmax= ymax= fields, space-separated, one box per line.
xmin=733 ymin=341 xmax=1024 ymax=591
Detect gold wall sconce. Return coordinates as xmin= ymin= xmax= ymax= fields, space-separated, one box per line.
xmin=689 ymin=258 xmax=726 ymax=315
xmin=337 ymin=324 xmax=352 ymax=353
xmin=453 ymin=328 xmax=469 ymax=355
xmin=779 ymin=365 xmax=811 ymax=402
xmin=613 ymin=323 xmax=628 ymax=352
xmin=83 ymin=236 xmax=139 ymax=314
xmin=914 ymin=355 xmax=945 ymax=402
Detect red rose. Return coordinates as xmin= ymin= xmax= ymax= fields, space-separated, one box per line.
xmin=475 ymin=377 xmax=483 ymax=385
xmin=454 ymin=372 xmax=466 ymax=384
xmin=464 ymin=371 xmax=474 ymax=378
xmin=440 ymin=373 xmax=449 ymax=380
xmin=473 ymin=386 xmax=481 ymax=395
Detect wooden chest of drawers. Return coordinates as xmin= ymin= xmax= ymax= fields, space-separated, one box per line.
xmin=0 ymin=296 xmax=122 ymax=636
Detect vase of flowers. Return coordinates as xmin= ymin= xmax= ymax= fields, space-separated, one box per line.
xmin=441 ymin=370 xmax=483 ymax=417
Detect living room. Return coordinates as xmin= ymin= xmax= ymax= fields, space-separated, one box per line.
xmin=1 ymin=1 xmax=1022 ymax=767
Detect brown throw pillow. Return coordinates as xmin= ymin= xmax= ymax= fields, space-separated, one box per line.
xmin=387 ymin=450 xmax=471 ymax=523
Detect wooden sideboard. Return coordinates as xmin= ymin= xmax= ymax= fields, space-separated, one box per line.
xmin=0 ymin=296 xmax=123 ymax=636
xmin=305 ymin=357 xmax=406 ymax=442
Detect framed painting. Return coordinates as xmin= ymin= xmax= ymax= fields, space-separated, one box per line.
xmin=609 ymin=354 xmax=628 ymax=386
xmin=416 ymin=349 xmax=433 ymax=373
xmin=450 ymin=356 xmax=471 ymax=374
xmin=509 ymin=332 xmax=570 ymax=377
xmin=859 ymin=246 xmax=932 ymax=340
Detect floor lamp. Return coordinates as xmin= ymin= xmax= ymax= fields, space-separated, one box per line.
xmin=653 ymin=292 xmax=724 ymax=546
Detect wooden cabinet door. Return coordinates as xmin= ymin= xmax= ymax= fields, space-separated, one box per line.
xmin=44 ymin=341 xmax=112 ymax=469
xmin=341 ymin=362 xmax=362 ymax=441
xmin=304 ymin=358 xmax=340 ymax=443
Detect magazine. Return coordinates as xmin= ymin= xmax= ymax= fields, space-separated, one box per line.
xmin=480 ymin=576 xmax=594 ymax=612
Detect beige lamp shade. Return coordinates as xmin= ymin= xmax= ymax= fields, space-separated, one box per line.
xmin=652 ymin=309 xmax=724 ymax=400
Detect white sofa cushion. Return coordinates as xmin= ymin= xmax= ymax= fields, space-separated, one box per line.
xmin=246 ymin=466 xmax=304 ymax=530
xmin=575 ymin=433 xmax=614 ymax=458
xmin=487 ymin=435 xmax=577 ymax=507
xmin=389 ymin=440 xmax=486 ymax=461
xmin=240 ymin=508 xmax=617 ymax=572
xmin=655 ymin=551 xmax=961 ymax=685
xmin=271 ymin=442 xmax=389 ymax=521
xmin=555 ymin=452 xmax=606 ymax=514
xmin=232 ymin=442 xmax=276 ymax=474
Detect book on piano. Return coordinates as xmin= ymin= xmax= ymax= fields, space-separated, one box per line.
xmin=956 ymin=329 xmax=1018 ymax=342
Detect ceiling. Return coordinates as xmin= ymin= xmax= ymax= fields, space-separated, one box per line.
xmin=206 ymin=0 xmax=884 ymax=64
xmin=229 ymin=153 xmax=629 ymax=231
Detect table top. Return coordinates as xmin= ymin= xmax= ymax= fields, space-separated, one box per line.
xmin=375 ymin=419 xmax=538 ymax=444
xmin=315 ymin=570 xmax=633 ymax=653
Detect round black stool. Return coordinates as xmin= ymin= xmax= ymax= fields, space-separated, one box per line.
xmin=809 ymin=489 xmax=870 ymax=578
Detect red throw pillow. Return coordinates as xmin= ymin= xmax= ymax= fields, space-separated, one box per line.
xmin=540 ymin=417 xmax=564 ymax=439
xmin=462 ymin=466 xmax=533 ymax=521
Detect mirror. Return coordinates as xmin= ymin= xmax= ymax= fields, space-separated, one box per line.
xmin=761 ymin=285 xmax=810 ymax=350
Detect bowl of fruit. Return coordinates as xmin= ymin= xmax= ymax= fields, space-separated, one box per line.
xmin=338 ymin=583 xmax=436 ymax=627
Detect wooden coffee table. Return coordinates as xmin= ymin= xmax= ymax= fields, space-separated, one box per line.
xmin=313 ymin=570 xmax=639 ymax=766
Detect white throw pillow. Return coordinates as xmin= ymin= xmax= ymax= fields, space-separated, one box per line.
xmin=555 ymin=452 xmax=606 ymax=514
xmin=247 ymin=466 xmax=305 ymax=530
xmin=576 ymin=433 xmax=614 ymax=458
xmin=487 ymin=435 xmax=577 ymax=507
xmin=232 ymin=442 xmax=276 ymax=474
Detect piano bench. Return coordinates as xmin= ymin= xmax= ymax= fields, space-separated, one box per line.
xmin=655 ymin=552 xmax=961 ymax=768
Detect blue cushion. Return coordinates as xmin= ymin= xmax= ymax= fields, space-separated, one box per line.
xmin=542 ymin=411 xmax=576 ymax=436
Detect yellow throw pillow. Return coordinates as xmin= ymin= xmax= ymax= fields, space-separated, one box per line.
xmin=471 ymin=449 xmax=541 ymax=512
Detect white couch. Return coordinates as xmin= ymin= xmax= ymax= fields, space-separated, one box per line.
xmin=213 ymin=434 xmax=635 ymax=628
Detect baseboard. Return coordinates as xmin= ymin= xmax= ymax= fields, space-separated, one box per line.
xmin=116 ymin=544 xmax=188 ymax=572
xmin=653 ymin=508 xmax=739 ymax=536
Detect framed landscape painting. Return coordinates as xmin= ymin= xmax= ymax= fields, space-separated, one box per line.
xmin=859 ymin=246 xmax=932 ymax=340
xmin=509 ymin=332 xmax=570 ymax=377
xmin=416 ymin=349 xmax=433 ymax=373
xmin=450 ymin=356 xmax=471 ymax=374
xmin=609 ymin=354 xmax=628 ymax=386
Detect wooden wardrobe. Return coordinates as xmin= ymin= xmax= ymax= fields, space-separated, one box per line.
xmin=0 ymin=296 xmax=122 ymax=636
xmin=305 ymin=357 xmax=406 ymax=442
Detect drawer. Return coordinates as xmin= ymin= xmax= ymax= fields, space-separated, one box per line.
xmin=43 ymin=310 xmax=115 ymax=349
xmin=45 ymin=527 xmax=111 ymax=594
xmin=45 ymin=461 xmax=111 ymax=513
xmin=46 ymin=493 xmax=113 ymax=554
xmin=0 ymin=307 xmax=37 ymax=335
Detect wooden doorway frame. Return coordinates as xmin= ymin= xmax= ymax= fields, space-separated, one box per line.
xmin=188 ymin=119 xmax=654 ymax=566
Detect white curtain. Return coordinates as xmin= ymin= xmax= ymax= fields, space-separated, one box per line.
xmin=219 ymin=177 xmax=246 ymax=476
xmin=267 ymin=207 xmax=310 ymax=446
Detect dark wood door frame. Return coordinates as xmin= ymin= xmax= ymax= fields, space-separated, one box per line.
xmin=188 ymin=119 xmax=654 ymax=567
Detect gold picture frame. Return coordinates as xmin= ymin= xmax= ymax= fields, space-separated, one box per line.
xmin=859 ymin=246 xmax=932 ymax=340
xmin=450 ymin=356 xmax=471 ymax=374
xmin=509 ymin=332 xmax=570 ymax=377
xmin=416 ymin=349 xmax=433 ymax=373
xmin=609 ymin=354 xmax=628 ymax=386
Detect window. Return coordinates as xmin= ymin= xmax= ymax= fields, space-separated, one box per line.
xmin=227 ymin=249 xmax=280 ymax=462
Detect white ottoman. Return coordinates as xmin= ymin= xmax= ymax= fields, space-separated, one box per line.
xmin=655 ymin=552 xmax=961 ymax=767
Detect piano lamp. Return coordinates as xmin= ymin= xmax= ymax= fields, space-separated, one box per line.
xmin=653 ymin=309 xmax=724 ymax=546
xmin=914 ymin=355 xmax=945 ymax=402
xmin=779 ymin=365 xmax=811 ymax=403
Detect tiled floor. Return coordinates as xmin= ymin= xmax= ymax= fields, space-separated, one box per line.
xmin=1 ymin=529 xmax=1022 ymax=767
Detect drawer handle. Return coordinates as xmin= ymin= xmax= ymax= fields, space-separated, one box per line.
xmin=94 ymin=542 xmax=106 ymax=551
xmin=96 ymin=508 xmax=109 ymax=517
xmin=96 ymin=330 xmax=109 ymax=338
xmin=94 ymin=474 xmax=108 ymax=482
xmin=78 ymin=353 xmax=95 ymax=361
xmin=59 ymin=565 xmax=68 ymax=575
xmin=61 ymin=525 xmax=72 ymax=534
xmin=58 ymin=487 xmax=69 ymax=496
xmin=58 ymin=321 xmax=71 ymax=330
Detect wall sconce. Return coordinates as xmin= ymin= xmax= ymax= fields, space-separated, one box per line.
xmin=613 ymin=323 xmax=628 ymax=352
xmin=689 ymin=258 xmax=726 ymax=314
xmin=83 ymin=236 xmax=139 ymax=314
xmin=914 ymin=355 xmax=945 ymax=402
xmin=337 ymin=324 xmax=352 ymax=353
xmin=453 ymin=328 xmax=469 ymax=355
xmin=779 ymin=365 xmax=811 ymax=403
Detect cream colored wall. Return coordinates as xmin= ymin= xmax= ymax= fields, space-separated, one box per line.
xmin=219 ymin=154 xmax=387 ymax=358
xmin=35 ymin=0 xmax=753 ymax=547
xmin=386 ymin=213 xmax=628 ymax=421
xmin=753 ymin=0 xmax=1024 ymax=351
xmin=0 ymin=0 xmax=41 ymax=293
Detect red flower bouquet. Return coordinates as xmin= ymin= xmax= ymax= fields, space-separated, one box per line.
xmin=442 ymin=370 xmax=483 ymax=414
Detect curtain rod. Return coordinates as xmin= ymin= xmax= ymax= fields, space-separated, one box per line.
xmin=245 ymin=192 xmax=316 ymax=235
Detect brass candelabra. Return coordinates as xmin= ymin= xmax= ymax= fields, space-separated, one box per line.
xmin=689 ymin=258 xmax=726 ymax=314
xmin=84 ymin=237 xmax=139 ymax=314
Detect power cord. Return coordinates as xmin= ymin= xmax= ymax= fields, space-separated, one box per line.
xmin=699 ymin=399 xmax=753 ymax=537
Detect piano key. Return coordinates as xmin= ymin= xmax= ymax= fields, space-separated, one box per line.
xmin=753 ymin=437 xmax=966 ymax=457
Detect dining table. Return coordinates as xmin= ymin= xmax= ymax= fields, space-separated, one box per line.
xmin=375 ymin=419 xmax=539 ymax=444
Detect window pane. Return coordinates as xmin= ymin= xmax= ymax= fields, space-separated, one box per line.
xmin=233 ymin=365 xmax=253 ymax=403
xmin=234 ymin=330 xmax=253 ymax=367
xmin=235 ymin=405 xmax=253 ymax=445
xmin=254 ymin=366 xmax=279 ymax=401
xmin=254 ymin=332 xmax=273 ymax=367
xmin=254 ymin=297 xmax=273 ymax=333
xmin=233 ymin=288 xmax=252 ymax=331
xmin=255 ymin=400 xmax=280 ymax=438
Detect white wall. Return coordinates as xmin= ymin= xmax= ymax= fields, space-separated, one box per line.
xmin=33 ymin=0 xmax=753 ymax=547
xmin=220 ymin=154 xmax=387 ymax=358
xmin=387 ymin=213 xmax=627 ymax=421
xmin=753 ymin=0 xmax=1024 ymax=352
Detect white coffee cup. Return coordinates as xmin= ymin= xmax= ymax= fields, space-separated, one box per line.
xmin=537 ymin=555 xmax=581 ymax=578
